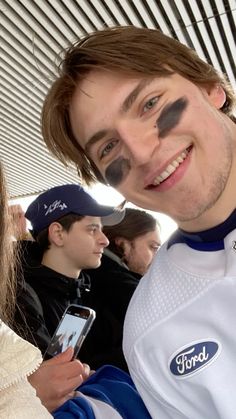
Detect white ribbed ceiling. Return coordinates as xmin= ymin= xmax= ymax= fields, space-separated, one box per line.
xmin=1 ymin=0 xmax=236 ymax=198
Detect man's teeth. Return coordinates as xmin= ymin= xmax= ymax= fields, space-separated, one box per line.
xmin=153 ymin=150 xmax=188 ymax=186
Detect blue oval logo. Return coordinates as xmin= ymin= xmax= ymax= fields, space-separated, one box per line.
xmin=169 ymin=340 xmax=220 ymax=377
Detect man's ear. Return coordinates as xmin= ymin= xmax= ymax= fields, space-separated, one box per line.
xmin=207 ymin=84 xmax=226 ymax=109
xmin=115 ymin=237 xmax=131 ymax=258
xmin=48 ymin=222 xmax=64 ymax=246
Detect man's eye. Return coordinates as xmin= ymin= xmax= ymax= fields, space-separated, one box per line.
xmin=151 ymin=244 xmax=160 ymax=252
xmin=143 ymin=96 xmax=158 ymax=113
xmin=89 ymin=226 xmax=97 ymax=233
xmin=100 ymin=140 xmax=118 ymax=159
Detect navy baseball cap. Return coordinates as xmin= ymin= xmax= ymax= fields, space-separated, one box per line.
xmin=25 ymin=184 xmax=125 ymax=235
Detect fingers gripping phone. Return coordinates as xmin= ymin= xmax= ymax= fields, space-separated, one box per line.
xmin=44 ymin=304 xmax=96 ymax=360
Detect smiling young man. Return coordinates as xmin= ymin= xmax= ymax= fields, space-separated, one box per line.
xmin=41 ymin=26 xmax=236 ymax=418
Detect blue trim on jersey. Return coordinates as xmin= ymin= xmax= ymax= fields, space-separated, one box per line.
xmin=168 ymin=209 xmax=236 ymax=251
xmin=53 ymin=365 xmax=151 ymax=418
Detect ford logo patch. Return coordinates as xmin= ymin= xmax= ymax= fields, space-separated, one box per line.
xmin=169 ymin=339 xmax=221 ymax=377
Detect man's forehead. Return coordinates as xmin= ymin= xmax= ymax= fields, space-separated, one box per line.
xmin=82 ymin=215 xmax=101 ymax=221
xmin=75 ymin=69 xmax=119 ymax=94
xmin=82 ymin=215 xmax=102 ymax=226
xmin=70 ymin=72 xmax=155 ymax=147
xmin=73 ymin=70 xmax=148 ymax=100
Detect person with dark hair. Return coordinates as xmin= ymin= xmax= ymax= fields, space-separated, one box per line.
xmin=82 ymin=208 xmax=160 ymax=371
xmin=102 ymin=207 xmax=160 ymax=276
xmin=16 ymin=183 xmax=123 ymax=355
xmin=41 ymin=25 xmax=236 ymax=418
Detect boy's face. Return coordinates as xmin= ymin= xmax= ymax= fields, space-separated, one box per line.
xmin=70 ymin=70 xmax=236 ymax=231
xmin=61 ymin=216 xmax=109 ymax=270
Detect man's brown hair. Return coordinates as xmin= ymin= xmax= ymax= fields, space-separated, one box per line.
xmin=103 ymin=207 xmax=159 ymax=259
xmin=42 ymin=25 xmax=236 ymax=185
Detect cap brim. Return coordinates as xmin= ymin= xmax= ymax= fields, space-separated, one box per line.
xmin=101 ymin=208 xmax=125 ymax=226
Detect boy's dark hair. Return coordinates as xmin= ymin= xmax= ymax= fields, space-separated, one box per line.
xmin=42 ymin=25 xmax=236 ymax=185
xmin=35 ymin=213 xmax=84 ymax=252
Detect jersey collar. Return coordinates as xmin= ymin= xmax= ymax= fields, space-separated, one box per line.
xmin=168 ymin=209 xmax=236 ymax=251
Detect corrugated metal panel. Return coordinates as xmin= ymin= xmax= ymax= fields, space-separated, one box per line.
xmin=1 ymin=0 xmax=236 ymax=198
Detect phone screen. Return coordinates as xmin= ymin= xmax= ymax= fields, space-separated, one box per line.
xmin=44 ymin=305 xmax=95 ymax=359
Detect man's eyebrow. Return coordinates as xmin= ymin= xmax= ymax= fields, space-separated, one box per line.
xmin=84 ymin=78 xmax=153 ymax=154
xmin=85 ymin=129 xmax=108 ymax=154
xmin=87 ymin=223 xmax=101 ymax=228
xmin=121 ymin=78 xmax=154 ymax=113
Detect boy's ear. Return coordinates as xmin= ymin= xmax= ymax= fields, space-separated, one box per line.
xmin=207 ymin=84 xmax=226 ymax=109
xmin=48 ymin=222 xmax=64 ymax=246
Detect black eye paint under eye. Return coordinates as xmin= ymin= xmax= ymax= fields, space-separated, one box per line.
xmin=105 ymin=156 xmax=131 ymax=187
xmin=157 ymin=97 xmax=188 ymax=138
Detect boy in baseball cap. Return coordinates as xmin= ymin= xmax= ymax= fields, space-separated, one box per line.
xmin=16 ymin=184 xmax=124 ymax=355
xmin=26 ymin=183 xmax=124 ymax=237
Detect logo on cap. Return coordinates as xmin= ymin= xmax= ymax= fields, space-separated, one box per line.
xmin=44 ymin=200 xmax=68 ymax=216
xmin=169 ymin=339 xmax=221 ymax=378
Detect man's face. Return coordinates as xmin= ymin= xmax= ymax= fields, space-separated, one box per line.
xmin=124 ymin=228 xmax=161 ymax=276
xmin=62 ymin=216 xmax=109 ymax=270
xmin=70 ymin=70 xmax=236 ymax=230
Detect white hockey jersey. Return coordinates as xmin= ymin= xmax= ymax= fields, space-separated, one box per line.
xmin=123 ymin=220 xmax=236 ymax=419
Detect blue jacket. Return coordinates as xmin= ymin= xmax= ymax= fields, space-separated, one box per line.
xmin=53 ymin=365 xmax=151 ymax=418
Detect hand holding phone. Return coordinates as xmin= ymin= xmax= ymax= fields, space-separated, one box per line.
xmin=44 ymin=304 xmax=96 ymax=360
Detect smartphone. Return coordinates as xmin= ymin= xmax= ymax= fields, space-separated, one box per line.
xmin=44 ymin=304 xmax=96 ymax=360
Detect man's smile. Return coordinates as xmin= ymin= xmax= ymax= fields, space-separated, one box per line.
xmin=152 ymin=146 xmax=192 ymax=186
xmin=145 ymin=146 xmax=192 ymax=189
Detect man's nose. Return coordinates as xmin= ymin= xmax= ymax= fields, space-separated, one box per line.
xmin=99 ymin=231 xmax=109 ymax=247
xmin=117 ymin=120 xmax=160 ymax=166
